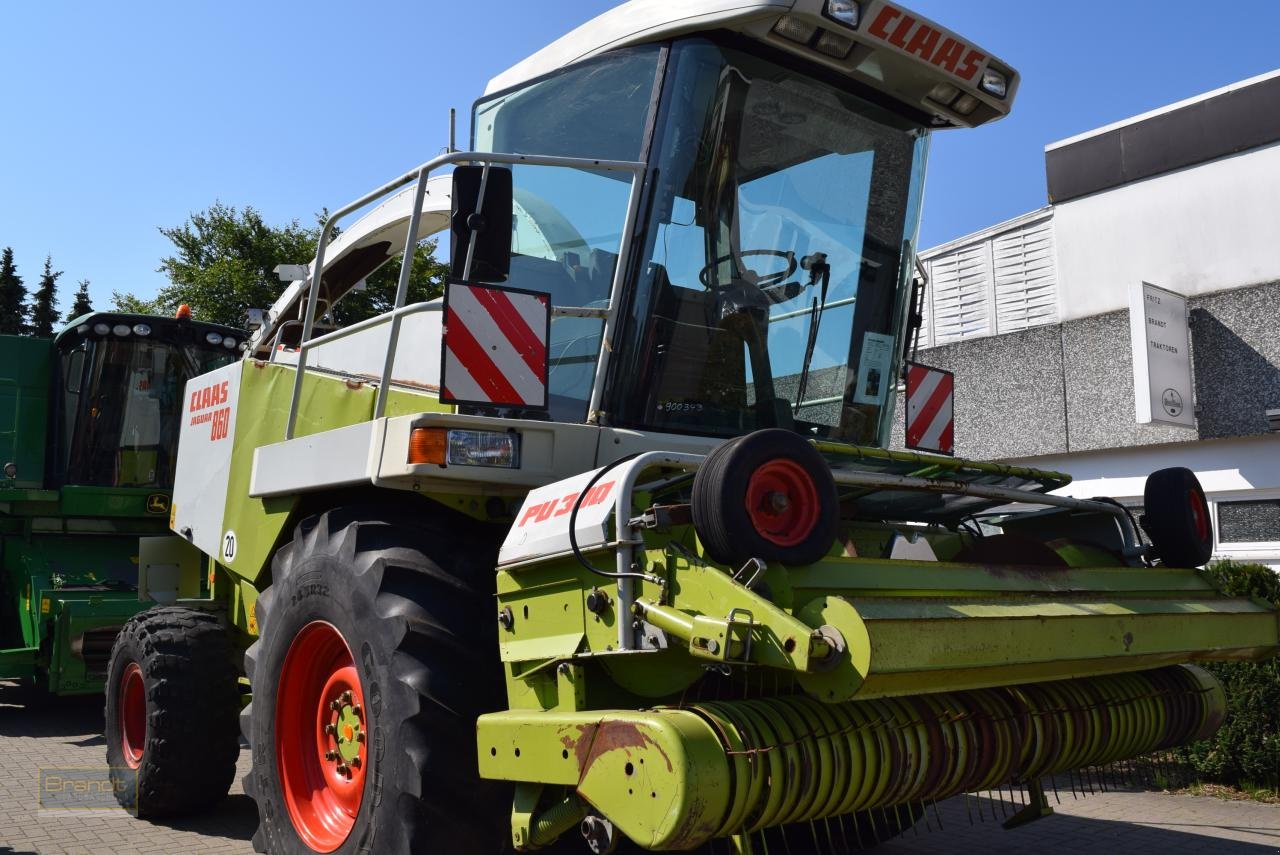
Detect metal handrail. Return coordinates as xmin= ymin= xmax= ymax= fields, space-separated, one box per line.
xmin=284 ymin=149 xmax=646 ymax=439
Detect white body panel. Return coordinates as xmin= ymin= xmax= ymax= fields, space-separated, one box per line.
xmin=487 ymin=0 xmax=790 ymax=94
xmin=499 ymin=465 xmax=625 ymax=566
xmin=276 ymin=305 xmax=444 ymax=392
xmin=250 ymin=421 xmax=383 ymax=498
xmin=171 ymin=360 xmax=243 ymax=560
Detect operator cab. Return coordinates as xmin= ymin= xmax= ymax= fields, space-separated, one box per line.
xmin=468 ymin=0 xmax=1016 ymax=445
xmin=54 ymin=312 xmax=244 ymax=489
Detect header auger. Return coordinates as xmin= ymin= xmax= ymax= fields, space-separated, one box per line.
xmin=98 ymin=1 xmax=1276 ymax=852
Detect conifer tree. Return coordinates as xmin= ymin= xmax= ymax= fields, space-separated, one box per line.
xmin=0 ymin=247 xmax=26 ymax=335
xmin=30 ymin=256 xmax=62 ymax=338
xmin=67 ymin=279 xmax=93 ymax=321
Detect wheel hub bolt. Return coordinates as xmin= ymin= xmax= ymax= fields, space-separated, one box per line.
xmin=329 ymin=699 xmax=341 ymax=711
xmin=352 ymin=703 xmax=362 ymax=718
xmin=340 ymin=690 xmax=353 ymax=704
xmin=356 ymin=731 xmax=366 ymax=743
xmin=325 ymin=724 xmax=337 ymax=735
xmin=768 ymin=491 xmax=790 ymax=513
xmin=325 ymin=750 xmax=338 ymax=761
xmin=349 ymin=756 xmax=361 ymax=769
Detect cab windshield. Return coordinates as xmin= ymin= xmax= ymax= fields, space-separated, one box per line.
xmin=58 ymin=325 xmax=239 ymax=488
xmin=472 ymin=45 xmax=662 ymax=422
xmin=610 ymin=40 xmax=929 ymax=445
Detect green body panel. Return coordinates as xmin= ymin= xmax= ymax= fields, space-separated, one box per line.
xmin=218 ymin=363 xmax=431 ymax=589
xmin=478 ymin=708 xmax=731 ymax=851
xmin=0 ymin=529 xmax=164 ymax=693
xmin=0 ymin=336 xmax=53 ymax=489
xmin=214 ymin=361 xmax=452 ymax=596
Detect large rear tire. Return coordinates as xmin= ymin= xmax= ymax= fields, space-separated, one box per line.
xmin=243 ymin=505 xmax=508 ymax=854
xmin=104 ymin=606 xmax=241 ymax=817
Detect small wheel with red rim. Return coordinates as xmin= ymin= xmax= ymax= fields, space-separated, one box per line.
xmin=1142 ymin=467 xmax=1214 ymax=567
xmin=692 ymin=428 xmax=839 ymax=566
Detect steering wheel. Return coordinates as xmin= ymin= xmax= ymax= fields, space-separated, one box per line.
xmin=698 ymin=249 xmax=798 ymax=290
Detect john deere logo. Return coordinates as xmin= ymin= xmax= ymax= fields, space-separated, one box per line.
xmin=146 ymin=493 xmax=170 ymax=515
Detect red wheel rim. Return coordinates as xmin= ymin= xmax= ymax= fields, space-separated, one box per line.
xmin=119 ymin=662 xmax=146 ymax=769
xmin=1189 ymin=489 xmax=1211 ymax=543
xmin=745 ymin=458 xmax=822 ymax=547
xmin=277 ymin=621 xmax=368 ymax=853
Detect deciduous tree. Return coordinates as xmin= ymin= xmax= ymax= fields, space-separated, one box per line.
xmin=112 ymin=202 xmax=447 ymax=329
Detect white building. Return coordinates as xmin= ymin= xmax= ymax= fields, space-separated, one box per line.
xmin=899 ymin=69 xmax=1280 ymax=566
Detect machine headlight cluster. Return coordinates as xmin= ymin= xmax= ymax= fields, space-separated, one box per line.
xmin=93 ymin=323 xmax=111 ymax=335
xmin=773 ymin=2 xmax=860 ymax=60
xmin=928 ymin=81 xmax=982 ymax=117
xmin=132 ymin=324 xmax=151 ymax=336
xmin=112 ymin=324 xmax=132 ymax=337
xmin=223 ymin=337 xmax=238 ymax=350
xmin=408 ymin=427 xmax=520 ymax=469
xmin=206 ymin=332 xmax=223 ymax=346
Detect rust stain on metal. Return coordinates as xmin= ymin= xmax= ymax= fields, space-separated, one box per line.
xmin=569 ymin=723 xmax=600 ymax=771
xmin=582 ymin=721 xmax=674 ymax=774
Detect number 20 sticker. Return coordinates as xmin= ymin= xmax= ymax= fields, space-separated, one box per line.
xmin=222 ymin=530 xmax=238 ymax=563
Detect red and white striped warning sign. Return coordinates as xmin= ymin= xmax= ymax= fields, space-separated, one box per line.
xmin=440 ymin=282 xmax=550 ymax=408
xmin=905 ymin=362 xmax=955 ymax=455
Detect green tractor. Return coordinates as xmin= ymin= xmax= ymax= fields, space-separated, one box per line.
xmin=104 ymin=1 xmax=1278 ymax=852
xmin=0 ymin=311 xmax=243 ymax=697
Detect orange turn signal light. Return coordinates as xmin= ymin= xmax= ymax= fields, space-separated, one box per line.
xmin=408 ymin=427 xmax=447 ymax=465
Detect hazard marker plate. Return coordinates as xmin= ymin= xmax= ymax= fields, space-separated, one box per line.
xmin=440 ymin=281 xmax=550 ymax=409
xmin=904 ymin=361 xmax=954 ymax=456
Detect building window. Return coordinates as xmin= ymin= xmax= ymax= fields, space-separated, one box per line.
xmin=1217 ymin=499 xmax=1280 ymax=544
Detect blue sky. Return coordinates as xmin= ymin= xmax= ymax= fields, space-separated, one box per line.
xmin=2 ymin=1 xmax=1278 ymax=315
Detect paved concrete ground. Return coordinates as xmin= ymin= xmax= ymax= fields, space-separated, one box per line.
xmin=2 ymin=681 xmax=1278 ymax=854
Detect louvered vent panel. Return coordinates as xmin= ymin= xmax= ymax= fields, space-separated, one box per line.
xmin=928 ymin=244 xmax=991 ymax=344
xmin=992 ymin=217 xmax=1058 ymax=333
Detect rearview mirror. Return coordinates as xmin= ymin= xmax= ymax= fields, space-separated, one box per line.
xmin=451 ymin=165 xmax=513 ymax=283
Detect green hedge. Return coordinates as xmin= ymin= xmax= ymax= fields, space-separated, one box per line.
xmin=1175 ymin=560 xmax=1280 ymax=789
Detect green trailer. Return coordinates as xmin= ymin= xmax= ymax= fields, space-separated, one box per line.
xmin=0 ymin=312 xmax=243 ymax=695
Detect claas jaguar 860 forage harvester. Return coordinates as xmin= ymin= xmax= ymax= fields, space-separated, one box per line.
xmin=104 ymin=1 xmax=1278 ymax=852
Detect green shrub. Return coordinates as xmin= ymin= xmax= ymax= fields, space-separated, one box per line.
xmin=1175 ymin=560 xmax=1280 ymax=789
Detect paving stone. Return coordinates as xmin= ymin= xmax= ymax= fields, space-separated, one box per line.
xmin=4 ymin=681 xmax=1280 ymax=853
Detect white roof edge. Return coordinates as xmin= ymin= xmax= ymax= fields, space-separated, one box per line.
xmin=1045 ymin=67 xmax=1280 ymax=153
xmin=918 ymin=205 xmax=1053 ymax=260
xmin=485 ymin=0 xmax=793 ymax=95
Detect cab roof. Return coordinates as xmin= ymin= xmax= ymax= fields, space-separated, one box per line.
xmin=485 ymin=0 xmax=1018 ymax=129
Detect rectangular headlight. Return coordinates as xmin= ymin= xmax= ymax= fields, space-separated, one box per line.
xmin=408 ymin=427 xmax=520 ymax=468
xmin=773 ymin=14 xmax=817 ymax=43
xmin=815 ymin=29 xmax=854 ymax=58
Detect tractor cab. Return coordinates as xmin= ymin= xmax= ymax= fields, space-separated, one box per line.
xmin=53 ymin=312 xmax=243 ymax=490
xmin=464 ymin=1 xmax=1016 ymax=443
